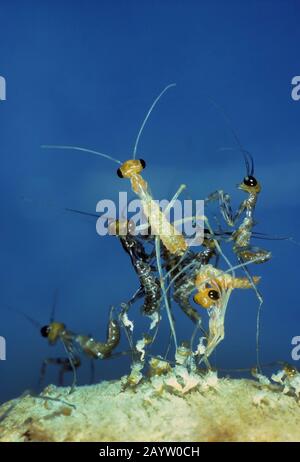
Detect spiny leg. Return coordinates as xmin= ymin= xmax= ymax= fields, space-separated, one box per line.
xmin=172 ymin=272 xmax=208 ymax=339
xmin=163 ymin=213 xmax=235 ymax=360
xmin=165 ymin=213 xmax=235 ymax=285
xmin=150 ymin=183 xmax=189 ymax=352
xmin=119 ymin=300 xmax=139 ymax=362
xmin=164 ymin=329 xmax=173 ymax=360
xmin=60 ymin=340 xmax=79 ymax=394
xmin=164 ymin=184 xmax=186 ymax=215
xmin=155 ymin=235 xmax=177 ymax=351
xmin=237 ymin=255 xmax=263 ymax=373
xmin=204 ymin=256 xmax=264 ymax=371
xmin=163 ymin=270 xmax=174 ymax=360
xmin=39 ymin=357 xmax=80 ymax=388
xmin=190 ymin=320 xmax=210 ymax=370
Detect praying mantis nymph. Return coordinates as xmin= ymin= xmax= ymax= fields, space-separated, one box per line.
xmin=115 ymin=158 xmax=188 ymax=256
xmin=5 ymin=295 xmax=121 ymax=393
xmin=193 ymin=264 xmax=260 ymax=308
xmin=40 ymin=306 xmax=121 ymax=393
xmin=42 ymin=84 xmax=186 ymax=350
xmin=190 ymin=260 xmax=261 ymax=362
xmin=42 ymin=84 xmax=188 ymax=257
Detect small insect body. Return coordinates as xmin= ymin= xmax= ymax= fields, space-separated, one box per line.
xmin=193 ymin=264 xmax=261 ymax=309
xmin=116 ymin=158 xmax=188 ymax=256
xmin=42 ymin=84 xmax=188 ymax=350
xmin=204 ymin=127 xmax=268 ymax=372
xmin=206 ymin=145 xmax=270 ymax=266
xmin=75 ymin=319 xmax=120 ymax=359
xmin=174 ymin=276 xmax=201 ymax=324
xmin=42 ymin=84 xmax=188 ymax=257
xmin=41 ymin=310 xmax=120 ymax=360
xmin=167 ymin=229 xmax=218 ymax=324
xmin=132 ymin=258 xmax=161 ymax=316
xmin=109 ymin=219 xmax=161 ymax=316
xmin=40 ymin=306 xmax=121 ymax=392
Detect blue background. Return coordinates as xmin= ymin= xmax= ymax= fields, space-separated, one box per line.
xmin=0 ymin=0 xmax=300 ymax=403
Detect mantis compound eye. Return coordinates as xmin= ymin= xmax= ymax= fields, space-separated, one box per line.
xmin=117 ymin=168 xmax=124 ymax=178
xmin=193 ymin=288 xmax=220 ymax=308
xmin=40 ymin=325 xmax=50 ymax=338
xmin=208 ymin=290 xmax=220 ymax=300
xmin=243 ymin=175 xmax=257 ymax=187
xmin=139 ymin=159 xmax=146 ymax=169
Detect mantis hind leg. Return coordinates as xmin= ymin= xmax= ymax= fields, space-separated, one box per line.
xmin=237 ymin=256 xmax=263 ymax=373
xmin=39 ymin=357 xmax=81 ymax=389
xmin=151 ymin=184 xmax=190 ymax=352
xmin=155 ymin=235 xmax=177 ymax=350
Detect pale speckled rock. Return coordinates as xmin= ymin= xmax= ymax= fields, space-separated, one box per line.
xmin=1 ymin=374 xmax=300 ymax=442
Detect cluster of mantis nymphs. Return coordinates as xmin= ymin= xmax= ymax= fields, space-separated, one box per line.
xmin=38 ymin=84 xmax=274 ymax=392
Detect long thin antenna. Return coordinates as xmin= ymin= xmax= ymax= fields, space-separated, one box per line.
xmin=133 ymin=83 xmax=176 ymax=159
xmin=65 ymin=208 xmax=100 ymax=219
xmin=5 ymin=305 xmax=41 ymax=329
xmin=42 ymin=145 xmax=122 ymax=165
xmin=243 ymin=151 xmax=254 ymax=177
xmin=209 ymin=98 xmax=254 ymax=175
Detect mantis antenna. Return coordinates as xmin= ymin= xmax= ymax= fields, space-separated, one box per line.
xmin=132 ymin=83 xmax=176 ymax=159
xmin=41 ymin=145 xmax=122 ymax=165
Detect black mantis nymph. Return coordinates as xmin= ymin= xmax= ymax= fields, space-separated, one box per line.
xmin=108 ymin=219 xmax=161 ymax=317
xmin=109 ymin=219 xmax=172 ymax=387
xmin=70 ymin=208 xmax=210 ymax=384
xmin=63 ymin=207 xmax=164 ymax=386
xmin=65 ymin=209 xmax=162 ymax=341
xmin=64 ymin=207 xmax=164 ymax=372
xmin=42 ymin=83 xmax=190 ymax=352
xmin=66 ymin=208 xmax=220 ymax=344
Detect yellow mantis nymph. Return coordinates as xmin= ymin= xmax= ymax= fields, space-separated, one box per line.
xmin=42 ymin=84 xmax=188 ymax=350
xmin=193 ymin=264 xmax=261 ymax=309
xmin=191 ymin=260 xmax=261 ymax=363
